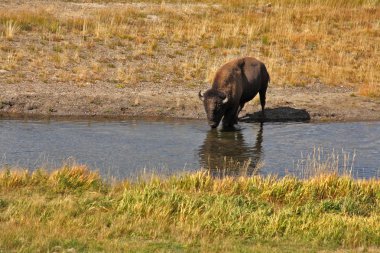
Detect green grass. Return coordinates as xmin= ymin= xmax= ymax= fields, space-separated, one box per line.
xmin=0 ymin=165 xmax=379 ymax=252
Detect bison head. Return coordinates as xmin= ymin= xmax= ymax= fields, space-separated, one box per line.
xmin=199 ymin=90 xmax=229 ymax=128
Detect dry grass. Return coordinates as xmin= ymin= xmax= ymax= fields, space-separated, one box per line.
xmin=3 ymin=20 xmax=19 ymax=40
xmin=0 ymin=164 xmax=379 ymax=252
xmin=295 ymin=147 xmax=357 ymax=178
xmin=0 ymin=0 xmax=379 ymax=96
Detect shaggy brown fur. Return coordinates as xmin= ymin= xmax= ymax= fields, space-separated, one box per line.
xmin=199 ymin=57 xmax=270 ymax=128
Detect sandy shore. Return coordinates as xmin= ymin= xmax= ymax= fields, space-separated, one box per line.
xmin=1 ymin=81 xmax=379 ymax=122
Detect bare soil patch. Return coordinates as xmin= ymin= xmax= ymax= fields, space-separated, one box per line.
xmin=1 ymin=81 xmax=379 ymax=122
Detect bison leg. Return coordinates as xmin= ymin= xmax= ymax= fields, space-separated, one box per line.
xmin=259 ymin=87 xmax=267 ymax=118
xmin=223 ymin=105 xmax=239 ymax=128
xmin=236 ymin=103 xmax=245 ymax=123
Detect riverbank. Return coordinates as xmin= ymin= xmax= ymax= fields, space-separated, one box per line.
xmin=1 ymin=0 xmax=379 ymax=122
xmin=1 ymin=81 xmax=380 ymax=122
xmin=0 ymin=166 xmax=379 ymax=252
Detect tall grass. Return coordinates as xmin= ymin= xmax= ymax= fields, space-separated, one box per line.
xmin=63 ymin=0 xmax=379 ymax=7
xmin=3 ymin=20 xmax=19 ymax=40
xmin=295 ymin=147 xmax=356 ymax=178
xmin=0 ymin=164 xmax=379 ymax=252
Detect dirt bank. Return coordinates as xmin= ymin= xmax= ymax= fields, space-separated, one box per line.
xmin=1 ymin=81 xmax=379 ymax=122
xmin=1 ymin=1 xmax=379 ymax=122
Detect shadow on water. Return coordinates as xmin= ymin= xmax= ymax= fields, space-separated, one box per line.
xmin=198 ymin=123 xmax=263 ymax=177
xmin=240 ymin=106 xmax=311 ymax=122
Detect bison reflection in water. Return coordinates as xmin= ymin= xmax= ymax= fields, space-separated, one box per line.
xmin=198 ymin=123 xmax=263 ymax=177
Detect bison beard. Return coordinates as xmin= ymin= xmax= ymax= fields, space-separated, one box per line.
xmin=199 ymin=57 xmax=270 ymax=128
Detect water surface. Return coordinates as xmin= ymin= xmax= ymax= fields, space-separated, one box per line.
xmin=0 ymin=119 xmax=379 ymax=179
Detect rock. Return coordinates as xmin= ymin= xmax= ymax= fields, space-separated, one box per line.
xmin=146 ymin=15 xmax=160 ymax=22
xmin=26 ymin=104 xmax=38 ymax=110
xmin=1 ymin=101 xmax=15 ymax=107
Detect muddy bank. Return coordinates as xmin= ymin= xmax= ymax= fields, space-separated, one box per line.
xmin=1 ymin=82 xmax=379 ymax=122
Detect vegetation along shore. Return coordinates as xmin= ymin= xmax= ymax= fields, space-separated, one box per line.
xmin=0 ymin=165 xmax=379 ymax=252
xmin=0 ymin=0 xmax=379 ymax=121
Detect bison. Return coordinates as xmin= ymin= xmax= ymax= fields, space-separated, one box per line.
xmin=199 ymin=57 xmax=270 ymax=128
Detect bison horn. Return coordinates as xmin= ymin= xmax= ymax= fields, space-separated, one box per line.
xmin=222 ymin=96 xmax=229 ymax=104
xmin=198 ymin=90 xmax=204 ymax=101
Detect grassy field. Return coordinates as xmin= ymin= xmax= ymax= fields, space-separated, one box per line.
xmin=0 ymin=165 xmax=379 ymax=252
xmin=0 ymin=0 xmax=379 ymax=96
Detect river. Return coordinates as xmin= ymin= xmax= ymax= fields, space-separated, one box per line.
xmin=0 ymin=119 xmax=379 ymax=179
